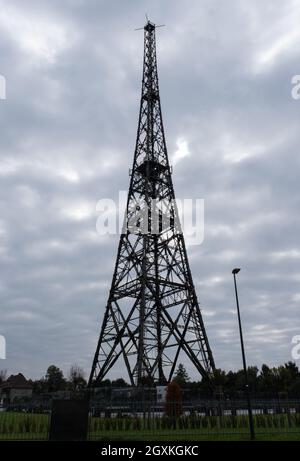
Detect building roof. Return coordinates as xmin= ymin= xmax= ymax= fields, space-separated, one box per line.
xmin=0 ymin=373 xmax=33 ymax=390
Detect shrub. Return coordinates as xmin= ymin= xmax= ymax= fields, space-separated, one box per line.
xmin=164 ymin=382 xmax=183 ymax=418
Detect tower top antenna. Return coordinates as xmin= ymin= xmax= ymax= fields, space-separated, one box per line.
xmin=134 ymin=17 xmax=165 ymax=31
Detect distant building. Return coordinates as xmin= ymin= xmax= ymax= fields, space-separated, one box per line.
xmin=0 ymin=373 xmax=33 ymax=404
xmin=156 ymin=385 xmax=167 ymax=403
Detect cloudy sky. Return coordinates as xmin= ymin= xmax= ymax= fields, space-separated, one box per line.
xmin=0 ymin=0 xmax=300 ymax=381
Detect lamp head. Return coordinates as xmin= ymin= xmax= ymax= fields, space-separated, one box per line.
xmin=232 ymin=268 xmax=241 ymax=275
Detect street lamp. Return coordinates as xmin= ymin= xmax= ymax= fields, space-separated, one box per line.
xmin=232 ymin=268 xmax=255 ymax=440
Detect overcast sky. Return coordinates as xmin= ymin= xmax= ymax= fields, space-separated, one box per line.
xmin=0 ymin=0 xmax=300 ymax=381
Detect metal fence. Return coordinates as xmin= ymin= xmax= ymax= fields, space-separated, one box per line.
xmin=87 ymin=399 xmax=300 ymax=441
xmin=1 ymin=399 xmax=300 ymax=441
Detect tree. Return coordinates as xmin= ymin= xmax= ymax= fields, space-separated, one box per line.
xmin=174 ymin=363 xmax=190 ymax=386
xmin=45 ymin=365 xmax=66 ymax=392
xmin=68 ymin=364 xmax=86 ymax=392
xmin=32 ymin=378 xmax=48 ymax=394
xmin=165 ymin=381 xmax=182 ymax=418
xmin=212 ymin=369 xmax=227 ymax=387
xmin=259 ymin=364 xmax=276 ymax=393
xmin=289 ymin=377 xmax=300 ymax=396
xmin=111 ymin=378 xmax=129 ymax=387
xmin=97 ymin=378 xmax=111 ymax=388
xmin=284 ymin=362 xmax=299 ymax=384
xmin=138 ymin=375 xmax=155 ymax=387
xmin=247 ymin=366 xmax=259 ymax=391
xmin=211 ymin=368 xmax=227 ymax=396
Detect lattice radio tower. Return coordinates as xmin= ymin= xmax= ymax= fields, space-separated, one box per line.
xmin=89 ymin=20 xmax=215 ymax=387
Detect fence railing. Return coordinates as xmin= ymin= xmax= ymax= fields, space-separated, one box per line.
xmin=1 ymin=399 xmax=300 ymax=440
xmin=88 ymin=399 xmax=300 ymax=441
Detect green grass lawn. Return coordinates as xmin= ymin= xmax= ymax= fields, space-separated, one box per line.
xmin=0 ymin=412 xmax=300 ymax=441
xmin=91 ymin=432 xmax=300 ymax=441
xmin=88 ymin=413 xmax=300 ymax=441
xmin=0 ymin=412 xmax=49 ymax=440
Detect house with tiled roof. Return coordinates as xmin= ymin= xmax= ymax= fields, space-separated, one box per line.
xmin=0 ymin=373 xmax=33 ymax=404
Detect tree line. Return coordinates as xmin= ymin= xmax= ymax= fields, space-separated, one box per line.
xmin=173 ymin=362 xmax=300 ymax=397
xmin=1 ymin=361 xmax=300 ymax=397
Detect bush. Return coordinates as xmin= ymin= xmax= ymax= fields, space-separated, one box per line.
xmin=164 ymin=382 xmax=183 ymax=418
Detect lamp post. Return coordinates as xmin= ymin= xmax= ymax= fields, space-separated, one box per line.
xmin=232 ymin=268 xmax=255 ymax=440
